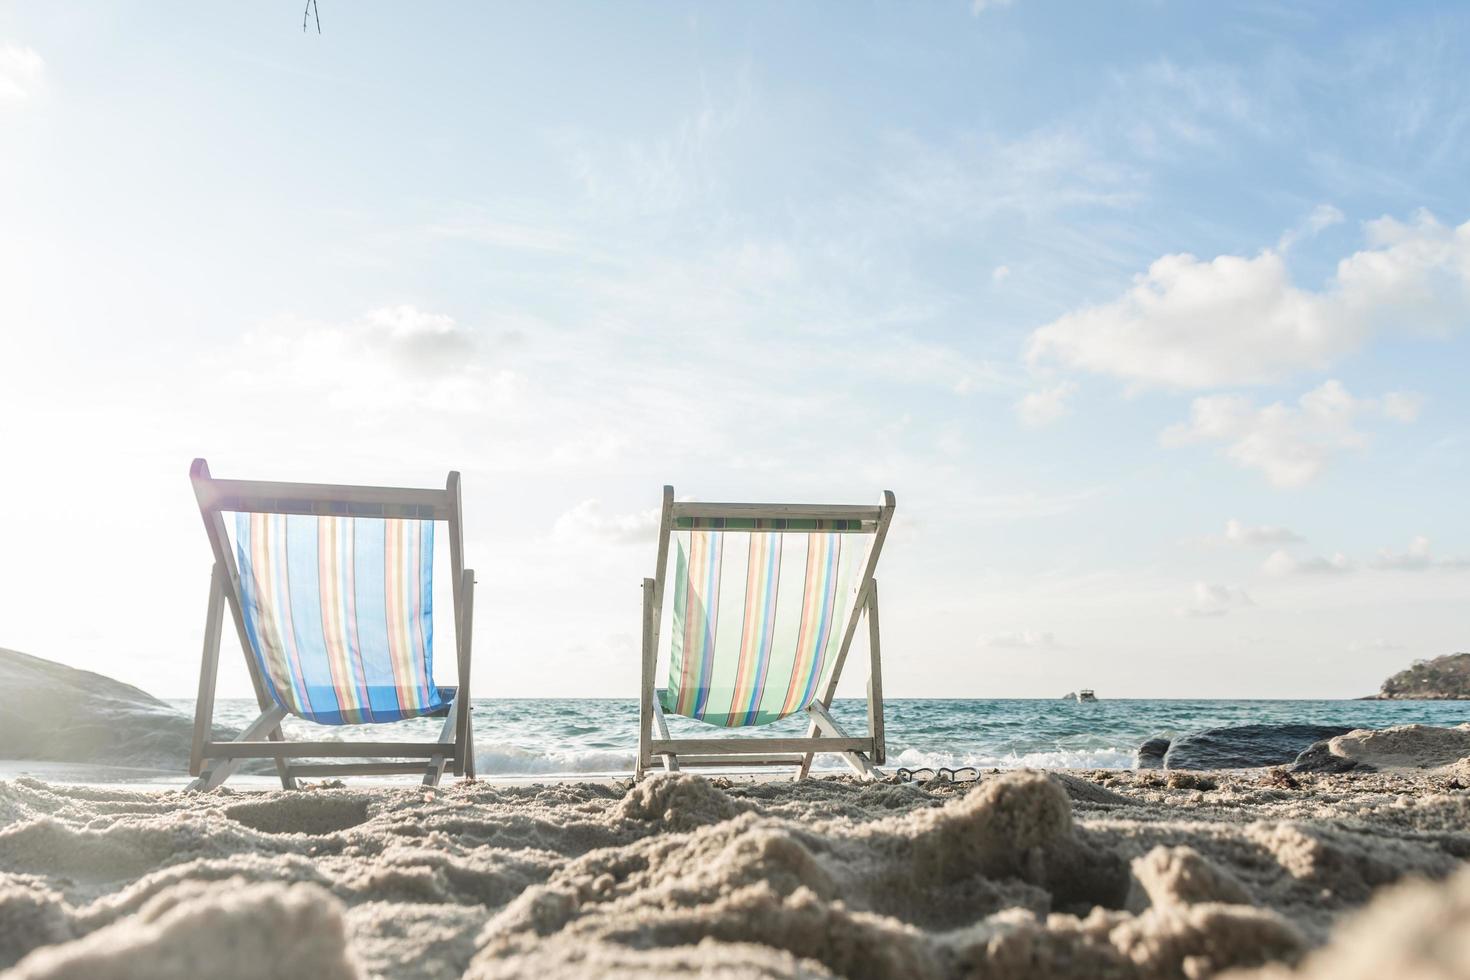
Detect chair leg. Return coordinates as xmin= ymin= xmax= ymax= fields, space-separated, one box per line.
xmin=650 ymin=698 xmax=679 ymax=773
xmin=188 ymin=764 xmax=228 ymax=792
xmin=456 ymin=570 xmax=475 ymax=777
xmin=463 ymin=687 xmax=476 ymax=781
xmin=424 ymin=699 xmax=460 ymax=787
xmin=866 ymin=580 xmax=885 ymax=767
xmin=805 ymin=702 xmax=880 ymax=781
xmin=191 ymin=565 xmax=227 ymax=779
xmin=637 ymin=578 xmax=656 ymax=781
xmin=189 ymin=705 xmax=291 ymax=791
xmin=275 ymin=731 xmax=298 ymax=790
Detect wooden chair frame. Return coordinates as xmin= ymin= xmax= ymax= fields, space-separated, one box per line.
xmin=187 ymin=458 xmax=475 ymax=790
xmin=637 ymin=486 xmax=895 ymax=781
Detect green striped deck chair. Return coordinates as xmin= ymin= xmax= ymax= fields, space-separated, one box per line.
xmin=186 ymin=458 xmax=475 ymax=790
xmin=637 ymin=486 xmax=895 ymax=780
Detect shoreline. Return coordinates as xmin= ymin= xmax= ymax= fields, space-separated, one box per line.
xmin=8 ymin=718 xmax=1468 ymax=791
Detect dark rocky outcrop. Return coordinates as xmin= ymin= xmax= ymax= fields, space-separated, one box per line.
xmin=1162 ymin=724 xmax=1355 ymax=770
xmin=0 ymin=647 xmax=245 ymax=771
xmin=1364 ymin=652 xmax=1470 ymax=700
xmin=1291 ymin=740 xmax=1366 ymax=773
xmin=1135 ymin=736 xmax=1170 ymax=770
xmin=1292 ymin=723 xmax=1470 ymax=774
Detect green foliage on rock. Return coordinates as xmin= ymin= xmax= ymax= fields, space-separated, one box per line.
xmin=1375 ymin=652 xmax=1470 ymax=700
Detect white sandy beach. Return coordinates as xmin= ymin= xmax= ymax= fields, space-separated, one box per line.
xmin=2 ymin=761 xmax=1468 ymax=980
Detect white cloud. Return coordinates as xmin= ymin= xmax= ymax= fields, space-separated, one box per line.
xmin=1027 ymin=212 xmax=1470 ymax=389
xmin=1263 ymin=549 xmax=1354 ymax=576
xmin=1257 ymin=536 xmax=1468 ymax=576
xmin=1029 ymin=249 xmax=1341 ymax=388
xmin=360 ymin=305 xmax=483 ymax=372
xmin=1179 ymin=582 xmax=1253 ymax=618
xmin=1160 ymin=380 xmax=1420 ymax=487
xmin=1307 ymin=204 xmax=1346 ymax=234
xmin=981 ymin=629 xmax=1060 ymax=650
xmin=551 ymin=500 xmax=661 ymax=546
xmin=971 ymin=0 xmax=1015 ymax=13
xmin=0 ymin=44 xmax=44 ymax=103
xmin=1370 ymin=535 xmax=1470 ymax=572
xmin=1381 ymin=391 xmax=1426 ymax=422
xmin=1014 ymin=381 xmax=1077 ymax=428
xmin=1277 ymin=204 xmax=1347 ymax=251
xmin=1221 ymin=519 xmax=1303 ymax=546
xmin=1342 ymin=214 xmax=1470 ymax=337
xmin=229 ymin=305 xmax=522 ymax=414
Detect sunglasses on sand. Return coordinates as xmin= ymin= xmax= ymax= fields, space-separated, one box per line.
xmin=896 ymin=766 xmax=981 ymax=784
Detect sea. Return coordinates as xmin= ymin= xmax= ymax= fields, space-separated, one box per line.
xmin=185 ymin=697 xmax=1470 ymax=777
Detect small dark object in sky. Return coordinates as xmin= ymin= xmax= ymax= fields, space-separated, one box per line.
xmin=303 ymin=0 xmax=321 ymax=34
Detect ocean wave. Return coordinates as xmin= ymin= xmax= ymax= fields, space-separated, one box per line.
xmin=473 ymin=744 xmax=638 ymax=775
xmin=888 ymin=746 xmax=1136 ymax=771
xmin=470 ymin=745 xmax=1138 ymax=777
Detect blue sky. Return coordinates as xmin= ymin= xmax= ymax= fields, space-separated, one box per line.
xmin=1 ymin=1 xmax=1466 ymax=700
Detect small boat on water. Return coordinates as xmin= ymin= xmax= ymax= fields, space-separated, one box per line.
xmin=1061 ymin=689 xmax=1099 ymax=702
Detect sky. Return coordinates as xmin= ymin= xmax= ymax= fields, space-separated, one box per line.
xmin=1 ymin=1 xmax=1466 ymax=701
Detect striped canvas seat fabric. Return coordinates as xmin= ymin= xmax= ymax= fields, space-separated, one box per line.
xmin=232 ymin=512 xmax=446 ymax=725
xmin=662 ymin=529 xmax=871 ymax=728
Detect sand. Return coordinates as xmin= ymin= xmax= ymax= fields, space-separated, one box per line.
xmin=1 ymin=767 xmax=1468 ymax=980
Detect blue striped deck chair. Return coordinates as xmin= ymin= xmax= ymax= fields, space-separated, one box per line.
xmin=637 ymin=486 xmax=896 ymax=780
xmin=187 ymin=458 xmax=475 ymax=789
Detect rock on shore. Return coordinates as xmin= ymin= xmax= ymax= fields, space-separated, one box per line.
xmin=1134 ymin=737 xmax=1170 ymax=769
xmin=1291 ymin=724 xmax=1470 ymax=774
xmin=0 ymin=648 xmax=242 ymax=772
xmin=1161 ymin=725 xmax=1354 ymax=770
